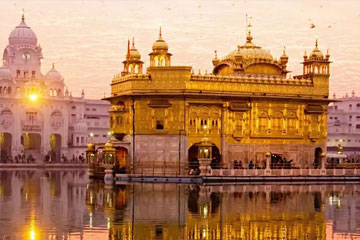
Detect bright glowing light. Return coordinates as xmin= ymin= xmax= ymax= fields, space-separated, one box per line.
xmin=203 ymin=204 xmax=208 ymax=217
xmin=29 ymin=94 xmax=39 ymax=102
xmin=30 ymin=230 xmax=35 ymax=240
xmin=202 ymin=229 xmax=206 ymax=239
xmin=90 ymin=132 xmax=94 ymax=137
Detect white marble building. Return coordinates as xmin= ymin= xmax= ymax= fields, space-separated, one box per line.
xmin=327 ymin=92 xmax=360 ymax=154
xmin=0 ymin=14 xmax=110 ymax=162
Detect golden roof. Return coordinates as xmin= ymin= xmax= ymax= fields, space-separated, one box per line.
xmin=217 ymin=25 xmax=273 ymax=65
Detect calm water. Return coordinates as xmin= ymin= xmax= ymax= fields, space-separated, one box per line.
xmin=0 ymin=170 xmax=359 ymax=240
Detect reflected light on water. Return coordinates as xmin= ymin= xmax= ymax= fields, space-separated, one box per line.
xmin=0 ymin=170 xmax=360 ymax=239
xmin=29 ymin=230 xmax=36 ymax=240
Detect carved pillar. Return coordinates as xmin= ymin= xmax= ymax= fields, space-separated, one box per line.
xmin=320 ymin=152 xmax=326 ymax=175
xmin=265 ymin=152 xmax=271 ymax=175
xmin=221 ymin=104 xmax=228 ymax=166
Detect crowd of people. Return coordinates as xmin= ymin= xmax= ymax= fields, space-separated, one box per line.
xmin=0 ymin=150 xmax=86 ymax=164
xmin=0 ymin=153 xmax=35 ymax=163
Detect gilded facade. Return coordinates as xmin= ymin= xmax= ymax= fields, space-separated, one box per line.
xmin=107 ymin=25 xmax=331 ymax=174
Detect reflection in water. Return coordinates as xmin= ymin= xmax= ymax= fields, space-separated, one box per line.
xmin=1 ymin=170 xmax=360 ymax=239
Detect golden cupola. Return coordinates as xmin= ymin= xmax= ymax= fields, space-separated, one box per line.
xmin=309 ymin=39 xmax=324 ymax=60
xmin=122 ymin=38 xmax=143 ymax=75
xmin=212 ymin=50 xmax=220 ymax=66
xmin=213 ymin=23 xmax=288 ymax=77
xmin=149 ymin=27 xmax=172 ymax=67
xmin=129 ymin=38 xmax=141 ymax=61
xmin=302 ymin=39 xmax=330 ymax=76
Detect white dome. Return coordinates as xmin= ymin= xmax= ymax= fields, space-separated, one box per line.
xmin=8 ymin=19 xmax=37 ymax=46
xmin=46 ymin=64 xmax=63 ymax=82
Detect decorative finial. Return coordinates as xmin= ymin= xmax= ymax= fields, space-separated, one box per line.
xmin=52 ymin=62 xmax=55 ymax=69
xmin=159 ymin=26 xmax=162 ymax=38
xmin=315 ymin=38 xmax=318 ymax=48
xmin=132 ymin=37 xmax=135 ymax=48
xmin=21 ymin=8 xmax=25 ymax=22
xmin=283 ymin=46 xmax=286 ymax=54
xmin=214 ymin=50 xmax=218 ymax=58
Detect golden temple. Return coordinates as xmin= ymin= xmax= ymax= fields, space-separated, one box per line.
xmin=106 ymin=24 xmax=331 ymax=174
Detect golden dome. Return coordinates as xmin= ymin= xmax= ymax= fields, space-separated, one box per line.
xmin=152 ymin=27 xmax=168 ymax=51
xmin=104 ymin=140 xmax=114 ymax=150
xmin=87 ymin=143 xmax=95 ymax=151
xmin=129 ymin=38 xmax=141 ymax=60
xmin=280 ymin=47 xmax=289 ymax=64
xmin=224 ymin=44 xmax=273 ymax=63
xmin=309 ymin=39 xmax=323 ymax=60
xmin=212 ymin=50 xmax=220 ymax=66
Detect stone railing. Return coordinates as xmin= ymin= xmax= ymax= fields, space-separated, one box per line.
xmin=112 ymin=73 xmax=150 ymax=84
xmin=209 ymin=168 xmax=360 ymax=176
xmin=190 ymin=73 xmax=313 ymax=86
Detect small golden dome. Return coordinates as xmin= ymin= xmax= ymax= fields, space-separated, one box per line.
xmin=212 ymin=50 xmax=220 ymax=66
xmin=129 ymin=38 xmax=141 ymax=60
xmin=104 ymin=140 xmax=114 ymax=150
xmin=87 ymin=143 xmax=95 ymax=151
xmin=152 ymin=27 xmax=168 ymax=51
xmin=309 ymin=39 xmax=323 ymax=59
xmin=280 ymin=47 xmax=288 ymax=64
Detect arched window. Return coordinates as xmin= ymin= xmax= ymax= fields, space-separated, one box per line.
xmin=3 ymin=87 xmax=7 ymax=94
xmin=57 ymin=89 xmax=61 ymax=96
xmin=7 ymin=87 xmax=11 ymax=94
xmin=134 ymin=65 xmax=138 ymax=73
xmin=0 ymin=86 xmax=2 ymax=94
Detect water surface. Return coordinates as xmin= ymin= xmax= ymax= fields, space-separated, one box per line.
xmin=0 ymin=169 xmax=359 ymax=239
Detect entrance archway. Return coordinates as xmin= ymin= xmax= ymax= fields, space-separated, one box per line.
xmin=0 ymin=133 xmax=12 ymax=162
xmin=50 ymin=134 xmax=61 ymax=162
xmin=314 ymin=147 xmax=322 ymax=169
xmin=188 ymin=142 xmax=221 ymax=173
xmin=115 ymin=147 xmax=129 ymax=173
xmin=21 ymin=133 xmax=41 ymax=163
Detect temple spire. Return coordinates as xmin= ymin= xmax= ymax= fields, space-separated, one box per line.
xmin=245 ymin=14 xmax=253 ymax=43
xmin=21 ymin=8 xmax=25 ymax=22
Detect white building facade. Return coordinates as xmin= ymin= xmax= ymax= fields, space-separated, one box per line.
xmin=327 ymin=92 xmax=360 ymax=154
xmin=0 ymin=14 xmax=110 ymax=162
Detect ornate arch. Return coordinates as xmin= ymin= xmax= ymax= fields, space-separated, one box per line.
xmin=50 ymin=111 xmax=63 ymax=130
xmin=0 ymin=108 xmax=13 ymax=130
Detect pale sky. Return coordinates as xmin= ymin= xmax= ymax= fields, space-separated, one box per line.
xmin=0 ymin=0 xmax=359 ymax=99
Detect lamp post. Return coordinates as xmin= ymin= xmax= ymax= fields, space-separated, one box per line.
xmin=86 ymin=143 xmax=96 ymax=177
xmin=103 ymin=140 xmax=115 ymax=185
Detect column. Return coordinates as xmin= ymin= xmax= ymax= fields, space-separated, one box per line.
xmin=265 ymin=152 xmax=271 ymax=175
